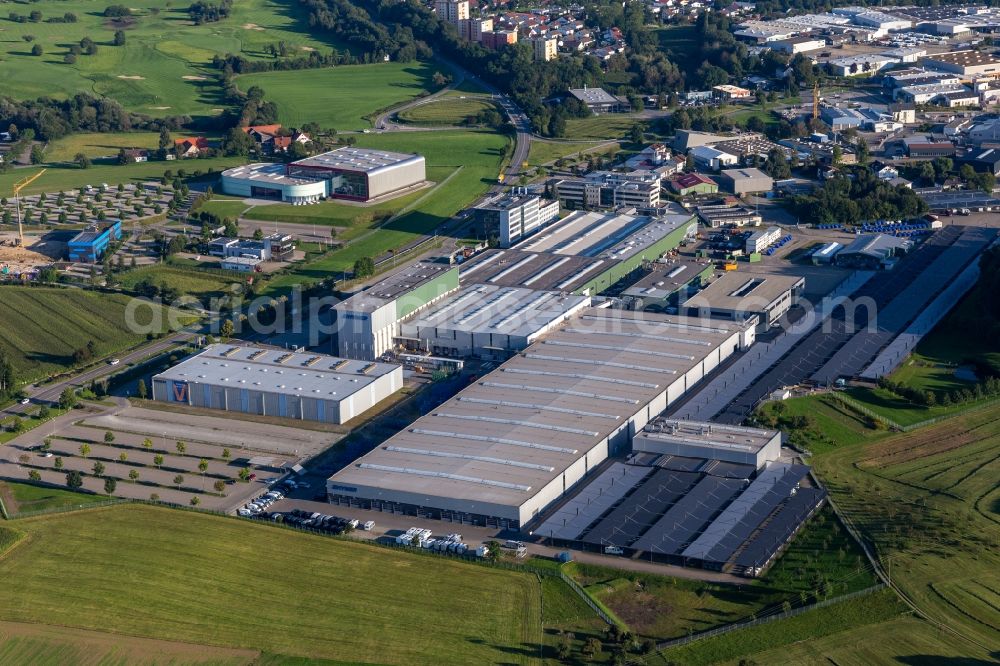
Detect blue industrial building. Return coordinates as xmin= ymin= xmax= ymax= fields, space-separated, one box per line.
xmin=67 ymin=221 xmax=122 ymax=263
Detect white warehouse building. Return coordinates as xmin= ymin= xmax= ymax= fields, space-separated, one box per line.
xmin=327 ymin=308 xmax=755 ymax=528
xmin=152 ymin=345 xmax=403 ymax=424
xmin=399 ymin=284 xmax=591 ymax=359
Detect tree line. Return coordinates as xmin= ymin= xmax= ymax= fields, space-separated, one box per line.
xmin=789 ymin=166 xmax=927 ymax=226
xmin=0 ymin=93 xmax=191 ymax=141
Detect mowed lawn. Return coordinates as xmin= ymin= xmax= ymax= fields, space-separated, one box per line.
xmin=0 ymin=287 xmax=179 ymax=382
xmin=238 ymin=62 xmax=443 ymax=130
xmin=0 ymin=505 xmax=542 ymax=664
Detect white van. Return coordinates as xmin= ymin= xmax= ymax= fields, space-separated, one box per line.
xmin=604 ymin=546 xmax=624 ymax=556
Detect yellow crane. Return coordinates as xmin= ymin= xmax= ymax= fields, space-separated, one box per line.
xmin=12 ymin=169 xmax=45 ymax=247
xmin=813 ymin=81 xmax=820 ymax=121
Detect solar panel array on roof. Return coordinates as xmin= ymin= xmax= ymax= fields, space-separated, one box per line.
xmin=535 ymin=463 xmax=653 ymax=540
xmin=654 ymin=454 xmax=706 ymax=473
xmin=582 ymin=469 xmax=700 ymax=547
xmin=702 ymin=460 xmax=757 ymax=479
xmin=682 ymin=463 xmax=809 ymax=564
xmin=733 ymin=487 xmax=826 ymax=571
xmin=631 ymin=475 xmax=747 ymax=555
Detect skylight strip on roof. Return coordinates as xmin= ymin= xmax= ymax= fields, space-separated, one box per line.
xmin=384 ymin=446 xmax=555 ymax=472
xmin=579 ymin=314 xmax=731 ymax=334
xmin=501 ymin=367 xmax=658 ymax=389
xmin=458 ymin=396 xmax=619 ymax=420
xmin=563 ymin=328 xmax=713 ymax=347
xmin=524 ymin=353 xmax=676 ymax=374
xmin=543 ymin=339 xmax=695 ymax=361
xmin=410 ymin=428 xmax=578 ymax=454
xmin=556 ymin=260 xmax=605 ymax=289
xmin=358 ymin=463 xmax=532 ymax=492
xmin=521 ymin=256 xmax=572 ymax=287
xmin=480 ymin=381 xmax=640 ymax=404
xmin=488 ymin=255 xmax=537 ymax=283
xmin=433 ymin=412 xmax=599 ymax=436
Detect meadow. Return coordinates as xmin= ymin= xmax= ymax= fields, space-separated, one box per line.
xmin=0 ymin=481 xmax=109 ymax=517
xmin=397 ymin=97 xmax=495 ymax=126
xmin=118 ymin=265 xmax=244 ymax=302
xmin=238 ymin=63 xmax=444 ymax=130
xmin=0 ymin=0 xmax=347 ymax=118
xmin=812 ymin=403 xmax=1000 ymax=651
xmin=526 ymin=140 xmax=620 ymax=169
xmin=563 ymin=116 xmax=642 ymax=141
xmin=0 ymin=287 xmax=180 ymax=382
xmin=0 ymin=505 xmax=542 ymax=664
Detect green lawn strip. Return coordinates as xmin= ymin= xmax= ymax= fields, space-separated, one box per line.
xmin=0 ymin=481 xmax=108 ymax=517
xmin=655 ymin=589 xmax=907 ymax=666
xmin=526 ymin=140 xmax=620 ymax=168
xmin=563 ymin=116 xmax=642 ymax=141
xmin=0 ymin=524 xmax=24 ymax=553
xmin=0 ymin=505 xmax=541 ymax=664
xmin=754 ymin=393 xmax=890 ymax=455
xmin=0 ymin=407 xmax=68 ymax=445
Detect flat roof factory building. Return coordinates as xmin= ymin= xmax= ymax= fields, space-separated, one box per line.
xmin=717 ymin=168 xmax=774 ymax=195
xmin=222 ymin=148 xmax=426 ymax=204
xmin=152 ymin=345 xmax=403 ymax=424
xmin=68 ymin=221 xmax=122 ymax=263
xmin=398 ymin=284 xmax=591 ymax=360
xmin=923 ymin=50 xmax=1000 ymax=77
xmin=632 ymin=418 xmax=781 ymax=469
xmin=335 ymin=261 xmax=459 ymax=360
xmin=621 ymin=258 xmax=714 ymax=307
xmin=327 ymin=309 xmax=755 ymax=529
xmin=681 ymin=271 xmax=805 ymax=331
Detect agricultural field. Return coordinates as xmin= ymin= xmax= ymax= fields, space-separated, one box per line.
xmin=0 ymin=287 xmax=183 ymax=382
xmin=0 ymin=0 xmax=345 ymax=118
xmin=0 ymin=505 xmax=542 ymax=664
xmin=812 ymin=403 xmax=1000 ymax=651
xmin=237 ymin=62 xmax=444 ymax=131
xmin=397 ymin=97 xmax=495 ymax=126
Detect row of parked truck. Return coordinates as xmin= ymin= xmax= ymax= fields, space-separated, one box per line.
xmin=395 ymin=528 xmax=490 ymax=557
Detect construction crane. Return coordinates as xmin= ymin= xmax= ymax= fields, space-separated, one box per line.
xmin=812 ymin=81 xmax=820 ymax=121
xmin=12 ymin=169 xmax=46 ymax=247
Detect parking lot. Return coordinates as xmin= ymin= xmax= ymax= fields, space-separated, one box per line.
xmin=2 ymin=405 xmax=341 ymax=511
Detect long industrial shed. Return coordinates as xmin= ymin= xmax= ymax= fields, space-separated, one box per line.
xmin=327 ymin=308 xmax=753 ymax=528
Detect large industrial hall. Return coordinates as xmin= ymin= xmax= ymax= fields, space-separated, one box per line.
xmin=327 ymin=308 xmax=753 ymax=528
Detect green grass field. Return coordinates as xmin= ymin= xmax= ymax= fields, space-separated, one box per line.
xmin=397 ymin=97 xmax=494 ymax=126
xmin=238 ymin=62 xmax=442 ymax=130
xmin=44 ymin=132 xmax=164 ymax=162
xmin=526 ymin=140 xmax=620 ymax=168
xmin=812 ymin=403 xmax=1000 ymax=651
xmin=0 ymin=287 xmax=181 ymax=382
xmin=0 ymin=481 xmax=107 ymax=517
xmin=0 ymin=157 xmax=243 ymax=196
xmin=118 ymin=265 xmax=243 ymax=302
xmin=755 ymin=393 xmax=890 ymax=455
xmin=0 ymin=0 xmax=348 ymax=118
xmin=563 ymin=116 xmax=642 ymax=141
xmin=0 ymin=505 xmax=542 ymax=664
